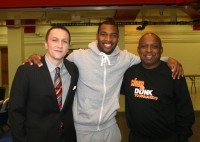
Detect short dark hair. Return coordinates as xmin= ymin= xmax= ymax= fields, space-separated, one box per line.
xmin=97 ymin=20 xmax=119 ymax=34
xmin=45 ymin=26 xmax=71 ymax=44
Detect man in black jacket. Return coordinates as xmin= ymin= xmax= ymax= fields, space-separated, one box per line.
xmin=9 ymin=26 xmax=79 ymax=142
xmin=121 ymin=32 xmax=195 ymax=142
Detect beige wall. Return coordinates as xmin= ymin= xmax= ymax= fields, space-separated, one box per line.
xmin=0 ymin=23 xmax=200 ymax=112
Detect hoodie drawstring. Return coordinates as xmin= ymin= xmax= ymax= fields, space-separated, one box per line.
xmin=99 ymin=52 xmax=111 ymax=66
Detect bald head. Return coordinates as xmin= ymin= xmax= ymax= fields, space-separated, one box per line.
xmin=139 ymin=32 xmax=162 ymax=48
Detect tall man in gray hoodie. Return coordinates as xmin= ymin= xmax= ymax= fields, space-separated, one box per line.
xmin=26 ymin=21 xmax=183 ymax=142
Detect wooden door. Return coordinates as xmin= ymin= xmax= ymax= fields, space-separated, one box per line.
xmin=1 ymin=48 xmax=8 ymax=85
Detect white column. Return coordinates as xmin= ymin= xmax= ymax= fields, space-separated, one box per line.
xmin=7 ymin=27 xmax=24 ymax=95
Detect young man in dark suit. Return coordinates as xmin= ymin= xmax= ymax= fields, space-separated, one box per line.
xmin=9 ymin=26 xmax=79 ymax=142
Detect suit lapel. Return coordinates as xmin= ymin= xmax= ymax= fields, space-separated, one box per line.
xmin=40 ymin=57 xmax=60 ymax=109
xmin=62 ymin=60 xmax=77 ymax=109
xmin=40 ymin=57 xmax=77 ymax=112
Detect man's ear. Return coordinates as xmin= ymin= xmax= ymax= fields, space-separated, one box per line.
xmin=96 ymin=34 xmax=98 ymax=40
xmin=44 ymin=41 xmax=48 ymax=50
xmin=161 ymin=47 xmax=163 ymax=54
xmin=137 ymin=47 xmax=140 ymax=54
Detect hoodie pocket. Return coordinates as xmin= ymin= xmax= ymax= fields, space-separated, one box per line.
xmin=74 ymin=95 xmax=103 ymax=124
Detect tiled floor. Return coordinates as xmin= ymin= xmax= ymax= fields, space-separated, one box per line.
xmin=117 ymin=112 xmax=200 ymax=142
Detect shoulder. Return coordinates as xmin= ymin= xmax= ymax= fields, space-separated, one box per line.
xmin=63 ymin=59 xmax=78 ymax=73
xmin=128 ymin=63 xmax=140 ymax=70
xmin=13 ymin=63 xmax=43 ymax=82
xmin=67 ymin=48 xmax=89 ymax=61
xmin=160 ymin=61 xmax=171 ymax=72
xmin=72 ymin=48 xmax=89 ymax=55
xmin=120 ymin=49 xmax=135 ymax=57
xmin=119 ymin=50 xmax=140 ymax=64
xmin=64 ymin=59 xmax=76 ymax=67
xmin=17 ymin=58 xmax=47 ymax=73
xmin=125 ymin=63 xmax=140 ymax=75
xmin=16 ymin=63 xmax=40 ymax=72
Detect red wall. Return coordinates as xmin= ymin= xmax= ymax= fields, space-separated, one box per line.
xmin=0 ymin=0 xmax=197 ymax=8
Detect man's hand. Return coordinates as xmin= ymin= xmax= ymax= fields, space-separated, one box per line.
xmin=24 ymin=54 xmax=43 ymax=67
xmin=167 ymin=57 xmax=184 ymax=79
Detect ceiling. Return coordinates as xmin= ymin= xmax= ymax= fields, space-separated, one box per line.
xmin=0 ymin=2 xmax=199 ymax=26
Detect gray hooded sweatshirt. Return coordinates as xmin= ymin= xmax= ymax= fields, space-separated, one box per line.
xmin=67 ymin=41 xmax=140 ymax=131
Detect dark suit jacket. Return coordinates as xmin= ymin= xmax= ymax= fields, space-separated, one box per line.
xmin=9 ymin=57 xmax=79 ymax=142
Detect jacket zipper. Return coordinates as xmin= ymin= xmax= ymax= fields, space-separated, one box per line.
xmin=97 ymin=63 xmax=107 ymax=131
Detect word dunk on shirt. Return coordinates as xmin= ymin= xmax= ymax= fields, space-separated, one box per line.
xmin=131 ymin=78 xmax=158 ymax=100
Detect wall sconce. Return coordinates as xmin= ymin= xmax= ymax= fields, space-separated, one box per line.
xmin=136 ymin=21 xmax=148 ymax=31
